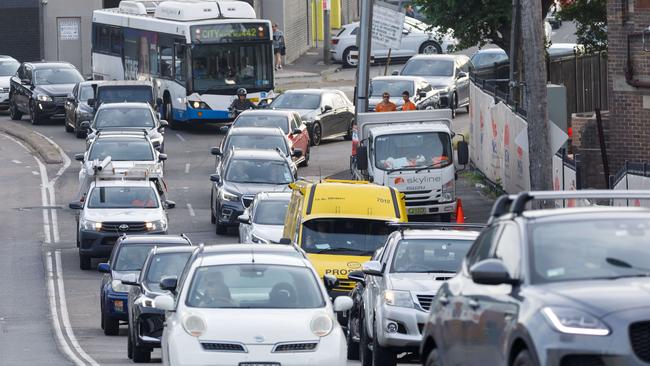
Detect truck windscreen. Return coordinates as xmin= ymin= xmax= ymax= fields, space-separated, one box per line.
xmin=301 ymin=218 xmax=393 ymax=256
xmin=374 ymin=132 xmax=452 ymax=171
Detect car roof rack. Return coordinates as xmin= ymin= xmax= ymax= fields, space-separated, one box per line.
xmin=487 ymin=194 xmax=518 ymax=223
xmin=507 ymin=190 xmax=650 ymax=216
xmin=387 ymin=222 xmax=485 ymax=237
xmin=96 ymin=129 xmax=148 ymax=137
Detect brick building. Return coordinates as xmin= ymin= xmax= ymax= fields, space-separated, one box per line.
xmin=606 ymin=0 xmax=650 ymax=171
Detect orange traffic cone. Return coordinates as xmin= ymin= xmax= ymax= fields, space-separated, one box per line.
xmin=455 ymin=198 xmax=465 ymax=224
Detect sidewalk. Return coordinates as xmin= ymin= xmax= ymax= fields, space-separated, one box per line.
xmin=275 ymin=47 xmax=339 ymax=86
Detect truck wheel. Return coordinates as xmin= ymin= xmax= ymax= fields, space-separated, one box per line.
xmin=102 ymin=312 xmax=119 ymax=336
xmin=440 ymin=213 xmax=452 ymax=222
xmin=372 ymin=323 xmax=397 ymax=366
xmin=79 ymin=253 xmax=91 ymax=270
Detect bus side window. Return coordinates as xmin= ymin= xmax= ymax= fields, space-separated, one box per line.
xmin=160 ymin=39 xmax=173 ymax=78
xmin=174 ymin=43 xmax=186 ymax=82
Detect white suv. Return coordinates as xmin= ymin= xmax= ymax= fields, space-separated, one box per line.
xmin=153 ymin=244 xmax=353 ymax=366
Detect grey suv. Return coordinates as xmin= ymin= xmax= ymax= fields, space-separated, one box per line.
xmin=421 ymin=191 xmax=650 ymax=366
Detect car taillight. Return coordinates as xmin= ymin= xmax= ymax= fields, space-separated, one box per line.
xmin=331 ymin=39 xmax=339 ymax=45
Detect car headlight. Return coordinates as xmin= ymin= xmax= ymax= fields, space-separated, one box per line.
xmin=80 ymin=218 xmax=101 ymax=231
xmin=111 ymin=279 xmax=130 ymax=293
xmin=145 ymin=219 xmax=167 ymax=232
xmin=251 ymin=234 xmax=269 ymax=244
xmin=383 ymin=290 xmax=414 ymax=308
xmin=37 ymin=94 xmax=52 ymax=102
xmin=542 ymin=307 xmax=610 ymax=336
xmin=220 ymin=189 xmax=239 ymax=202
xmin=310 ymin=313 xmax=333 ymax=337
xmin=182 ymin=313 xmax=207 ymax=337
xmin=440 ymin=179 xmax=455 ymax=203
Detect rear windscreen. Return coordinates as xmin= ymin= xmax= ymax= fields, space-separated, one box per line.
xmin=98 ymin=86 xmax=153 ymax=105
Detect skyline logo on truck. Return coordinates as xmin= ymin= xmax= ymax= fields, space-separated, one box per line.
xmin=393 ymin=176 xmax=440 ymax=185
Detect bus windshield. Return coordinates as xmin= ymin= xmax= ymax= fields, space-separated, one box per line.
xmin=191 ymin=43 xmax=273 ymax=93
xmin=301 ymin=218 xmax=393 ymax=256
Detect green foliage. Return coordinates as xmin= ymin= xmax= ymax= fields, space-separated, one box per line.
xmin=557 ymin=0 xmax=607 ymax=52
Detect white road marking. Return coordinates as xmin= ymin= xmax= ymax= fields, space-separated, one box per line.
xmin=11 ymin=159 xmax=22 ymax=164
xmin=35 ymin=156 xmax=51 ymax=244
xmin=185 ymin=163 xmax=191 ymax=174
xmin=187 ymin=203 xmax=196 ymax=217
xmin=175 ymin=133 xmax=186 ymax=142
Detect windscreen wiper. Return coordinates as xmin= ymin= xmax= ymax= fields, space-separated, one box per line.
xmin=415 ymin=161 xmax=447 ymax=173
xmin=312 ymin=247 xmax=367 ymax=254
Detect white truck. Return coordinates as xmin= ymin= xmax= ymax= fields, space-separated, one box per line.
xmin=350 ymin=110 xmax=468 ymax=221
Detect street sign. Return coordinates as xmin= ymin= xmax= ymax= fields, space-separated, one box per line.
xmin=372 ymin=4 xmax=405 ymax=49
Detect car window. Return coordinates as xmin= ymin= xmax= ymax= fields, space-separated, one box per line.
xmin=254 ymin=200 xmax=290 ymax=225
xmin=391 ymin=238 xmax=475 ymax=273
xmin=321 ymin=94 xmax=335 ymax=108
xmin=401 ymin=59 xmax=454 ymax=77
xmin=493 ymin=223 xmax=521 ymax=278
xmin=291 ymin=114 xmax=301 ymax=130
xmin=88 ymin=139 xmax=154 ymax=161
xmin=97 ymin=86 xmax=154 ymax=105
xmin=466 ymin=225 xmax=499 ymax=269
xmin=33 ymin=67 xmax=83 ymax=85
xmin=79 ymin=86 xmax=95 ymax=102
xmin=225 ymin=159 xmax=294 ymax=184
xmin=460 ymin=59 xmax=470 ymax=73
xmin=233 ymin=115 xmax=289 ymax=134
xmin=114 ymin=244 xmax=157 ymax=271
xmin=87 ymin=186 xmax=159 ymax=208
xmin=225 ymin=134 xmax=288 ymax=155
xmin=0 ymin=60 xmax=19 ymax=77
xmin=144 ymin=252 xmax=192 ymax=292
xmin=94 ymin=108 xmax=155 ymax=129
xmin=271 ymin=93 xmax=321 ymax=110
xmin=351 ymin=27 xmax=359 ymax=36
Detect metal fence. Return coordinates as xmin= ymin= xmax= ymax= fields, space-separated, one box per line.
xmin=610 ymin=161 xmax=650 ymax=189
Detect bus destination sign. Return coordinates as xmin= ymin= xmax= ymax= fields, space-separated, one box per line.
xmin=192 ymin=23 xmax=269 ymax=43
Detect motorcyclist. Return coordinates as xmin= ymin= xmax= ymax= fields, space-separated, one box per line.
xmin=229 ymin=88 xmax=257 ymax=116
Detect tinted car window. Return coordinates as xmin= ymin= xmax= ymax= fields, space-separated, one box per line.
xmin=370 ymin=80 xmax=414 ymax=97
xmin=272 ymin=93 xmax=321 ymax=110
xmin=94 ymin=108 xmax=155 ymax=129
xmin=33 ymin=67 xmax=83 ymax=85
xmin=466 ymin=226 xmax=498 ymax=268
xmin=391 ymin=238 xmax=474 ymax=273
xmin=494 ymin=224 xmax=521 ymax=277
xmin=301 ymin=218 xmax=393 ymax=256
xmin=225 ymin=134 xmax=288 ymax=155
xmin=0 ymin=60 xmax=19 ymax=77
xmin=144 ymin=252 xmax=192 ymax=292
xmin=88 ymin=139 xmax=154 ymax=161
xmin=402 ymin=59 xmax=454 ymax=77
xmin=114 ymin=244 xmax=156 ymax=271
xmin=97 ymin=86 xmax=153 ymax=104
xmin=254 ymin=200 xmax=290 ymax=225
xmin=225 ymin=159 xmax=293 ymax=184
xmin=233 ymin=115 xmax=289 ymax=134
xmin=87 ymin=187 xmax=159 ymax=208
xmin=79 ymin=86 xmax=95 ymax=102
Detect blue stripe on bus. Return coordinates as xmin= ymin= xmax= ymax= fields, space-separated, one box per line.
xmin=173 ymin=108 xmax=231 ymax=122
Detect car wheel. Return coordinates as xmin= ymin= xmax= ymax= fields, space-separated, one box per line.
xmin=9 ymin=98 xmax=22 ymax=120
xmin=74 ymin=120 xmax=85 ymax=139
xmin=343 ymin=46 xmax=359 ymax=68
xmin=79 ymin=253 xmax=91 ymax=270
xmin=29 ymin=101 xmax=41 ymax=125
xmin=372 ymin=322 xmax=397 ymax=366
xmin=419 ymin=41 xmax=443 ymax=55
xmin=65 ymin=119 xmax=74 ymax=133
xmin=346 ymin=312 xmax=360 ymax=360
xmin=424 ymin=347 xmax=442 ymax=366
xmin=127 ymin=328 xmax=134 ymax=359
xmin=344 ymin=120 xmax=353 ymax=140
xmin=310 ymin=122 xmax=322 ymax=146
xmin=450 ymin=94 xmax=456 ymax=119
xmin=359 ymin=316 xmax=372 ymax=366
xmin=102 ymin=311 xmax=119 ymax=336
xmin=299 ymin=147 xmax=310 ymax=167
xmin=132 ymin=341 xmax=152 ymax=363
xmin=210 ymin=192 xmax=216 ymax=224
xmin=513 ymin=349 xmax=536 ymax=366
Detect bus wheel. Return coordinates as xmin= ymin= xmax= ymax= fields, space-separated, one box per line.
xmin=165 ymin=99 xmax=180 ymax=130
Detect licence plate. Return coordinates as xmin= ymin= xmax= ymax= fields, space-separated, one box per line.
xmin=407 ymin=207 xmax=427 ymax=215
xmin=239 ymin=364 xmax=280 ymax=366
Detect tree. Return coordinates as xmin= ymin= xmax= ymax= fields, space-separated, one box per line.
xmin=414 ymin=0 xmax=555 ymax=55
xmin=557 ymin=0 xmax=607 ymax=52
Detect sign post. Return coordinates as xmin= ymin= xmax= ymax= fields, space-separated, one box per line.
xmin=323 ymin=0 xmax=331 ymax=64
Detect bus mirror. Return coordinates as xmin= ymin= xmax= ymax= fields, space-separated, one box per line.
xmin=278 ymin=238 xmax=291 ymax=245
xmin=356 ymin=146 xmax=368 ymax=171
xmin=457 ymin=140 xmax=469 ymax=165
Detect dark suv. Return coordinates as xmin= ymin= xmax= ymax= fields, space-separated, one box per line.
xmin=420 ymin=191 xmax=650 ymax=366
xmin=90 ymin=80 xmax=159 ymax=113
xmin=9 ymin=61 xmax=84 ymax=124
xmin=209 ymin=148 xmax=295 ymax=235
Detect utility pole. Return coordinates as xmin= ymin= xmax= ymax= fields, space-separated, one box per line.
xmin=520 ymin=0 xmax=553 ymax=196
xmin=355 ymin=0 xmax=373 ymax=116
xmin=323 ymin=0 xmax=331 ymax=64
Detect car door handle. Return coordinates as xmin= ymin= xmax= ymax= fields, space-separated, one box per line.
xmin=468 ymin=299 xmax=480 ymax=309
xmin=438 ymin=295 xmax=449 ymax=306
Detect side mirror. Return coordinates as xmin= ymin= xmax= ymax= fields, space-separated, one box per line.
xmin=238 ymin=214 xmax=251 ymax=224
xmin=153 ymin=294 xmax=175 ymax=311
xmin=291 ymin=148 xmax=303 ymax=158
xmin=278 ymin=238 xmax=291 ymax=245
xmin=21 ymin=78 xmax=31 ymax=85
xmin=291 ymin=128 xmax=302 ymax=135
xmin=402 ymin=28 xmax=410 ymax=35
xmin=219 ymin=125 xmax=230 ymax=133
xmin=209 ymin=174 xmax=221 ymax=183
xmin=355 ymin=146 xmax=369 ymax=171
xmin=97 ymin=263 xmax=110 ymax=273
xmin=68 ymin=202 xmax=83 ymax=210
xmin=159 ymin=276 xmax=178 ymax=292
xmin=333 ymin=296 xmax=354 ymax=312
xmin=457 ymin=140 xmax=469 ymax=165
xmin=348 ymin=270 xmax=365 ymax=283
xmin=323 ymin=274 xmax=339 ymax=291
xmin=210 ymin=147 xmax=222 ymax=156
xmin=470 ymin=259 xmax=518 ymax=285
xmin=457 ymin=71 xmax=468 ymax=79
xmin=74 ymin=153 xmax=85 ymax=162
xmin=80 ymin=121 xmax=91 ymax=130
xmin=362 ymin=260 xmax=383 ymax=276
xmin=322 ymin=105 xmax=333 ymax=112
xmin=159 ymin=153 xmax=168 ymax=162
xmin=87 ymin=98 xmax=96 ymax=108
xmin=159 ymin=120 xmax=169 ymax=128
xmin=120 ymin=273 xmax=139 ymax=287
xmin=391 ymin=70 xmax=399 ymax=76
xmin=419 ymin=91 xmax=427 ymax=99
xmin=164 ymin=200 xmax=176 ymax=209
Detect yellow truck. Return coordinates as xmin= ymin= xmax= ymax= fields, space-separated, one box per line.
xmin=281 ymin=179 xmax=408 ymax=296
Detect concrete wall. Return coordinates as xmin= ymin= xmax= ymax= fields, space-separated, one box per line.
xmin=0 ymin=0 xmax=41 ymax=62
xmin=42 ymin=0 xmax=102 ymax=76
xmin=258 ymin=0 xmax=310 ymax=64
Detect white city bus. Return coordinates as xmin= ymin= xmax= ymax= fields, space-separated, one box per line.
xmin=92 ymin=0 xmax=274 ymax=127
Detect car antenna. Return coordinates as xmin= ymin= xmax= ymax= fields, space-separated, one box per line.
xmin=319 ymin=167 xmax=322 ymax=183
xmin=251 ymin=248 xmax=255 ymax=263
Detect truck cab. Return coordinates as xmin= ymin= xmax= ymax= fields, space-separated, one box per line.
xmin=281 ymin=179 xmax=408 ymax=297
xmin=351 ymin=110 xmax=468 ymax=221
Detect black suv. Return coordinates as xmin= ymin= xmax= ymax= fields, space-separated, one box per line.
xmin=125 ymin=243 xmax=194 ymax=362
xmin=210 ymin=148 xmax=295 ymax=235
xmin=421 ymin=191 xmax=650 ymax=366
xmin=9 ymin=61 xmax=84 ymax=124
xmin=90 ymin=80 xmax=160 ymax=113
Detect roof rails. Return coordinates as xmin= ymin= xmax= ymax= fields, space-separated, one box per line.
xmin=387 ymin=222 xmax=485 ymax=237
xmin=495 ymin=190 xmax=650 ymax=218
xmin=95 ymin=129 xmax=149 ymax=138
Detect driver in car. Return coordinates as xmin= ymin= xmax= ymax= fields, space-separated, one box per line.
xmin=197 ymin=272 xmax=233 ymax=307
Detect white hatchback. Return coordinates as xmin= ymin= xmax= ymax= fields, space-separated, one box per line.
xmin=155 ymin=246 xmax=353 ymax=366
xmin=330 ymin=16 xmax=457 ymax=68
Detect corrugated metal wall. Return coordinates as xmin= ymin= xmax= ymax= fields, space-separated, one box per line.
xmin=0 ymin=0 xmax=41 ymax=62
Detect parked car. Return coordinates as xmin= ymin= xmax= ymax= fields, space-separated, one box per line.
xmin=269 ymin=89 xmax=355 ymax=146
xmin=216 ymin=126 xmax=303 ymax=170
xmin=470 ymin=48 xmax=509 ymax=70
xmin=398 ymin=54 xmax=472 ymax=117
xmin=97 ymin=234 xmax=191 ymax=336
xmin=152 ymin=244 xmax=354 ymax=366
xmin=331 ymin=17 xmax=457 ymax=68
xmin=125 ymin=243 xmax=194 ymax=362
xmin=209 ymin=149 xmax=295 ymax=235
xmin=368 ymin=76 xmax=440 ymax=111
xmin=65 ymin=81 xmax=101 ymax=138
xmin=83 ymin=102 xmax=168 ymax=151
xmin=346 ymin=223 xmax=480 ymax=365
xmin=229 ymin=109 xmax=311 ymax=166
xmin=548 ymin=43 xmax=585 ymax=58
xmin=0 ymin=56 xmax=20 ymax=111
xmin=238 ymin=192 xmax=291 ymax=244
xmin=420 ymin=191 xmax=650 ymax=366
xmin=69 ymin=179 xmax=174 ymax=270
xmin=9 ymin=61 xmax=84 ymax=124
